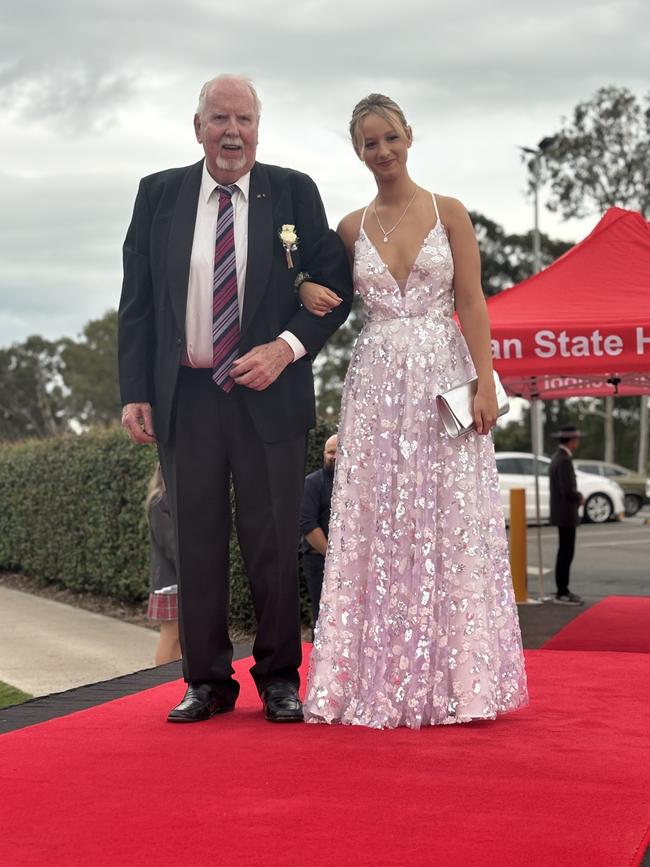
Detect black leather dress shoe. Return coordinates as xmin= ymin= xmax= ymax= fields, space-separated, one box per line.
xmin=167 ymin=683 xmax=235 ymax=723
xmin=261 ymin=683 xmax=303 ymax=723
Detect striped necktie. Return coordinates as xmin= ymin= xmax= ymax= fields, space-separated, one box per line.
xmin=212 ymin=184 xmax=240 ymax=392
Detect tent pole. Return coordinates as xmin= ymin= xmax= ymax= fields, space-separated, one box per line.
xmin=638 ymin=396 xmax=649 ymax=476
xmin=531 ymin=397 xmax=545 ymax=600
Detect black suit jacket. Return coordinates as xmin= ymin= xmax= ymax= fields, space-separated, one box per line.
xmin=549 ymin=447 xmax=582 ymax=528
xmin=118 ymin=160 xmax=352 ymax=444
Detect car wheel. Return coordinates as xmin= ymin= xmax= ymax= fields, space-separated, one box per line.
xmin=584 ymin=493 xmax=613 ymax=524
xmin=624 ymin=493 xmax=643 ymax=517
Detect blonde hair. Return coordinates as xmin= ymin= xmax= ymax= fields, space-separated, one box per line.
xmin=349 ymin=93 xmax=410 ymax=157
xmin=145 ymin=463 xmax=166 ymax=517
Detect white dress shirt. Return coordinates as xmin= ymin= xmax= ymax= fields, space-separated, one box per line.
xmin=184 ymin=161 xmax=306 ymax=367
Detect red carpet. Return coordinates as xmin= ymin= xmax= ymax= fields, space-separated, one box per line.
xmin=1 ymin=648 xmax=650 ymax=867
xmin=543 ymin=596 xmax=650 ymax=653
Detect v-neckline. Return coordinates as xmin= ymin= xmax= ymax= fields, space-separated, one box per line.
xmin=361 ymin=221 xmax=441 ymax=297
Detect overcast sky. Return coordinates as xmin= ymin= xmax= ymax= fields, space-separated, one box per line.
xmin=1 ymin=0 xmax=648 ymax=347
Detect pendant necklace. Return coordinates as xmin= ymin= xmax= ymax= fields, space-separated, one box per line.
xmin=373 ymin=186 xmax=419 ymax=243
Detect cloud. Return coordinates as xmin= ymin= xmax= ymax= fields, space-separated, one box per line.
xmin=0 ymin=171 xmax=128 ymax=345
xmin=0 ymin=0 xmax=648 ymax=345
xmin=3 ymin=1 xmax=649 ymax=130
xmin=0 ymin=66 xmax=140 ymax=133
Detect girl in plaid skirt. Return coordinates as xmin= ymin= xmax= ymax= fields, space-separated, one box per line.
xmin=146 ymin=464 xmax=181 ymax=665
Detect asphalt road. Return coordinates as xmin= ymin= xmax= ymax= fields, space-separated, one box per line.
xmin=521 ymin=507 xmax=650 ymax=601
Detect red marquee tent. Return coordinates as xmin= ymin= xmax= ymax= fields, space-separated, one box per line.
xmin=485 ymin=207 xmax=650 ymax=599
xmin=486 ymin=207 xmax=650 ymax=399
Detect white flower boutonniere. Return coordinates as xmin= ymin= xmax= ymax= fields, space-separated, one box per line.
xmin=279 ymin=224 xmax=298 ymax=268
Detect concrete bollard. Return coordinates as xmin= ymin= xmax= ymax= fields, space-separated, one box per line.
xmin=509 ymin=488 xmax=528 ymax=603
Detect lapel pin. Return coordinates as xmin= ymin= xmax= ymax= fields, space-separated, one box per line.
xmin=256 ymin=193 xmax=267 ymax=199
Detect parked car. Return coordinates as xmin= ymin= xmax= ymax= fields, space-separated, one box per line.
xmin=495 ymin=451 xmax=626 ymax=524
xmin=573 ymin=459 xmax=650 ymax=517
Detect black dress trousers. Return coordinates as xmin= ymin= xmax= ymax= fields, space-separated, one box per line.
xmin=555 ymin=525 xmax=576 ymax=596
xmin=159 ymin=368 xmax=307 ymax=699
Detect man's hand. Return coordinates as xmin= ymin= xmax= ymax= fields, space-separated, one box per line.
xmin=230 ymin=339 xmax=293 ymax=390
xmin=121 ymin=402 xmax=156 ymax=444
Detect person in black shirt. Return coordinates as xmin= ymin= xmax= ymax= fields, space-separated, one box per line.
xmin=549 ymin=424 xmax=585 ymax=606
xmin=300 ymin=435 xmax=337 ymax=627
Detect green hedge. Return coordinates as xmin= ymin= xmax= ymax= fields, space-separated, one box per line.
xmin=0 ymin=421 xmax=335 ymax=628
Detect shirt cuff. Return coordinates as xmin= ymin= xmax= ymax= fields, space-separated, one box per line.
xmin=278 ymin=331 xmax=307 ymax=362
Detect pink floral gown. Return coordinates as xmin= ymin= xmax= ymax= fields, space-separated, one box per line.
xmin=303 ymin=195 xmax=528 ymax=729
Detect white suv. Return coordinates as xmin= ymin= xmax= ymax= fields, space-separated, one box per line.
xmin=495 ymin=452 xmax=626 ymax=524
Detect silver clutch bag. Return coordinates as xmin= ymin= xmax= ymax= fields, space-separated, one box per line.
xmin=436 ymin=370 xmax=509 ymax=438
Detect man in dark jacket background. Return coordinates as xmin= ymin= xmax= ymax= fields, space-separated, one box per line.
xmin=549 ymin=424 xmax=585 ymax=606
xmin=300 ymin=434 xmax=337 ymax=630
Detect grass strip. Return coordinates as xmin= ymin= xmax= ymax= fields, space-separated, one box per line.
xmin=0 ymin=681 xmax=32 ymax=709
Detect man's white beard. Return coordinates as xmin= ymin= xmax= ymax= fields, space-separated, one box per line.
xmin=217 ymin=138 xmax=246 ymax=171
xmin=216 ymin=153 xmax=246 ymax=171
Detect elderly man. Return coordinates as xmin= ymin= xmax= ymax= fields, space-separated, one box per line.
xmin=118 ymin=75 xmax=352 ymax=723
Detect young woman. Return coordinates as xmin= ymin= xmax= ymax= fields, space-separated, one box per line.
xmin=301 ymin=94 xmax=528 ymax=729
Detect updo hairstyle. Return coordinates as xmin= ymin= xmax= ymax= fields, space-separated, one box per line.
xmin=349 ymin=94 xmax=410 ymax=157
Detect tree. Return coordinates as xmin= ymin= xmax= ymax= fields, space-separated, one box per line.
xmin=538 ymin=396 xmax=641 ymax=469
xmin=493 ymin=408 xmax=532 ymax=453
xmin=534 ymin=85 xmax=650 ymax=472
xmin=60 ymin=310 xmax=121 ymax=427
xmin=0 ymin=336 xmax=68 ymax=440
xmin=612 ymin=397 xmax=648 ymax=470
xmin=533 ymin=86 xmax=650 ymax=220
xmin=470 ymin=212 xmax=572 ymax=296
xmin=0 ymin=310 xmax=120 ymax=441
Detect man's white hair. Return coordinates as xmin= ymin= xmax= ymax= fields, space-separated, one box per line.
xmin=196 ymin=75 xmax=262 ymax=118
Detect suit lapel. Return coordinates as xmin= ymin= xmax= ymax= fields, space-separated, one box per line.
xmin=241 ymin=162 xmax=273 ymax=336
xmin=167 ymin=160 xmax=203 ymax=336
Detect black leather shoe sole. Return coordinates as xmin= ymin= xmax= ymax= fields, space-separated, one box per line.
xmin=260 ymin=683 xmax=303 ymax=723
xmin=167 ymin=704 xmax=235 ymax=724
xmin=263 ymin=709 xmax=304 ymax=723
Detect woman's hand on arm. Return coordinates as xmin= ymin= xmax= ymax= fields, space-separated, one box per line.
xmin=299 ymin=281 xmax=342 ymax=317
xmin=297 ymin=210 xmax=361 ymax=317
